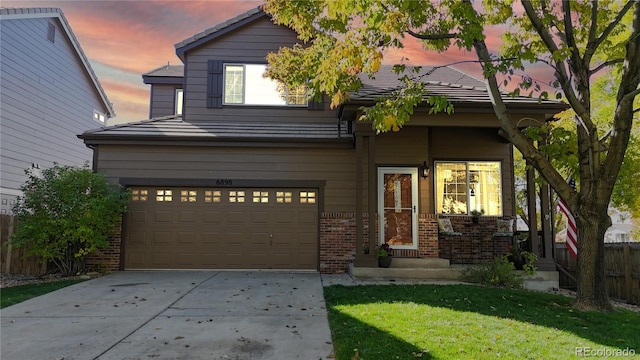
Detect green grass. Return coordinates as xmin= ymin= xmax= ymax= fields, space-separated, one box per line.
xmin=1 ymin=279 xmax=85 ymax=308
xmin=324 ymin=284 xmax=640 ymax=360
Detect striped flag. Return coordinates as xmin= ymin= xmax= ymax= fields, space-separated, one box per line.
xmin=558 ymin=178 xmax=577 ymax=259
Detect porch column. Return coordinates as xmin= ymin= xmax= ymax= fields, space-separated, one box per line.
xmin=538 ymin=182 xmax=556 ymax=270
xmin=526 ymin=161 xmax=540 ymax=254
xmin=355 ymin=134 xmax=363 ymax=257
xmin=368 ymin=134 xmax=377 ymax=254
xmin=354 ymin=132 xmax=376 ymax=267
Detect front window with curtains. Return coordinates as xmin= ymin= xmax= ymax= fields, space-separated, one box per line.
xmin=435 ymin=161 xmax=502 ymax=216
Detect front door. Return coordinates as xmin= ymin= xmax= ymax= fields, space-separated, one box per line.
xmin=378 ymin=168 xmax=418 ymax=249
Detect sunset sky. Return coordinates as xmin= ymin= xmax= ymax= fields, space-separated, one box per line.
xmin=3 ymin=0 xmax=551 ymax=124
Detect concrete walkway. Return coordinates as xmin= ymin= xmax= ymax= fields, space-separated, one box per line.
xmin=1 ymin=271 xmax=335 ymax=360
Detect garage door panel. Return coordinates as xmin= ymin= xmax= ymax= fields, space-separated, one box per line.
xmin=129 ymin=211 xmax=148 ymax=224
xmin=204 ymin=211 xmax=222 ymax=223
xmin=179 ymin=211 xmax=198 ymax=223
xmin=128 ymin=231 xmax=146 ymax=245
xmin=227 ymin=211 xmax=247 ymax=224
xmin=125 ymin=187 xmax=318 ymax=270
xmin=154 ymin=211 xmax=173 ymax=223
xmin=177 ymin=231 xmax=197 ymax=244
xmin=152 ymin=231 xmax=172 ymax=244
xmin=150 ymin=253 xmax=172 ymax=267
xmin=202 ymin=232 xmax=223 ymax=245
xmin=298 ymin=211 xmax=317 ymax=224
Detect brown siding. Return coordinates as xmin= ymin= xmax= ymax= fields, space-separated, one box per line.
xmin=95 ymin=145 xmax=356 ymax=212
xmin=374 ymin=127 xmax=431 ymax=213
xmin=429 ymin=127 xmax=514 ymax=216
xmin=183 ymin=17 xmax=338 ymax=123
xmin=149 ymin=84 xmax=180 ymax=118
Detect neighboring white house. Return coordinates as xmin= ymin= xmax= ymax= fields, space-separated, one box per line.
xmin=555 ymin=209 xmax=638 ymax=243
xmin=0 ymin=7 xmax=114 ymax=214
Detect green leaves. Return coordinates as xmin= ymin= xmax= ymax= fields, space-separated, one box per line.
xmin=11 ymin=164 xmax=130 ymax=275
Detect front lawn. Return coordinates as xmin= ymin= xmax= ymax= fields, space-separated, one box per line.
xmin=1 ymin=279 xmax=85 ymax=308
xmin=324 ymin=284 xmax=640 ymax=360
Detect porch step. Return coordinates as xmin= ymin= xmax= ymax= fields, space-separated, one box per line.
xmin=349 ymin=263 xmax=465 ymax=281
xmin=390 ymin=257 xmax=451 ymax=269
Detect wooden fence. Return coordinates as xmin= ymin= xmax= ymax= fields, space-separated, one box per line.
xmin=555 ymin=242 xmax=640 ymax=305
xmin=0 ymin=215 xmax=47 ymax=275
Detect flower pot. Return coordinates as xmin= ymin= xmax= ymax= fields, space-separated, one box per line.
xmin=378 ymin=256 xmax=392 ymax=268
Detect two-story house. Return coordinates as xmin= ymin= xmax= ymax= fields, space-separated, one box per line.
xmin=0 ymin=7 xmax=114 ymax=214
xmin=79 ymin=7 xmax=566 ymax=275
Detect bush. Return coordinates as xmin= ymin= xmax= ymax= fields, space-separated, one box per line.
xmin=461 ymin=255 xmax=534 ymax=289
xmin=11 ymin=164 xmax=130 ymax=275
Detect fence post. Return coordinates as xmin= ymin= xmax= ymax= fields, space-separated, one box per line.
xmin=624 ymin=243 xmax=632 ymax=304
xmin=5 ymin=216 xmax=15 ymax=273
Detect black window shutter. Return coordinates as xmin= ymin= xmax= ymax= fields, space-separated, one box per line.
xmin=207 ymin=60 xmax=223 ymax=108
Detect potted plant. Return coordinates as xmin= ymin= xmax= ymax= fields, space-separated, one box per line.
xmin=470 ymin=209 xmax=485 ymax=223
xmin=376 ymin=243 xmax=394 ymax=268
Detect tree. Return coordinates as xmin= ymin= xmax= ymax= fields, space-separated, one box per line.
xmin=264 ymin=0 xmax=639 ymax=311
xmin=11 ymin=164 xmax=130 ymax=276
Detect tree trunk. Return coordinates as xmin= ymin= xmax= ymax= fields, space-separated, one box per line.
xmin=574 ymin=204 xmax=613 ymax=312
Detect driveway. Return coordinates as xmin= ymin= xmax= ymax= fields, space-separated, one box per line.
xmin=1 ymin=271 xmax=335 ymax=360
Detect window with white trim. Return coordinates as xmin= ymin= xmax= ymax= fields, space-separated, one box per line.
xmin=93 ymin=110 xmax=106 ymax=123
xmin=175 ymin=89 xmax=183 ymax=115
xmin=223 ymin=64 xmax=306 ymax=106
xmin=435 ymin=161 xmax=502 ymax=216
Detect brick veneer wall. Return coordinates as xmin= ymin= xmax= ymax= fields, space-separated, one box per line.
xmin=86 ymin=217 xmax=122 ymax=272
xmin=320 ymin=213 xmax=441 ymax=273
xmin=319 ymin=212 xmax=369 ymax=273
xmin=438 ymin=216 xmax=515 ymax=264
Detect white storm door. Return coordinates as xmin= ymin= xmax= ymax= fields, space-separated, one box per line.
xmin=378 ymin=167 xmax=419 ymax=249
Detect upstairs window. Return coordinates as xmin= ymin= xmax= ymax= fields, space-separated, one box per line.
xmin=221 ymin=63 xmax=307 ymax=106
xmin=435 ymin=161 xmax=502 ymax=216
xmin=175 ymin=89 xmax=183 ymax=115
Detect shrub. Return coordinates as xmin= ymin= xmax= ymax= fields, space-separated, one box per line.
xmin=11 ymin=164 xmax=130 ymax=275
xmin=461 ymin=255 xmax=529 ymax=289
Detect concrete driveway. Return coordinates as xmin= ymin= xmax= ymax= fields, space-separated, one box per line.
xmin=1 ymin=271 xmax=335 ymax=360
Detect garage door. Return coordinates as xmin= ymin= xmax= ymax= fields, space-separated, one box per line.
xmin=124 ymin=187 xmax=318 ymax=270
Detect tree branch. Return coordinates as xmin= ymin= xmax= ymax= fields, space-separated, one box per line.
xmin=590 ymin=59 xmax=625 ymax=74
xmin=562 ymin=0 xmax=583 ymax=65
xmin=593 ymin=1 xmax=635 ymax=52
xmin=462 ymin=2 xmax=578 ymax=209
xmin=522 ymin=1 xmax=595 ymax=134
xmin=406 ymin=29 xmax=458 ymax=40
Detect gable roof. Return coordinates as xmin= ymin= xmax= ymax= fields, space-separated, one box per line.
xmin=0 ymin=7 xmax=115 ymax=117
xmin=350 ymin=65 xmax=568 ymax=112
xmin=175 ymin=6 xmax=267 ymax=59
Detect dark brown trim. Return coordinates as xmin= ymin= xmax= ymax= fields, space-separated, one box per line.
xmin=81 ymin=138 xmax=354 ymax=149
xmin=91 ymin=146 xmax=98 ymax=172
xmin=142 ymin=76 xmax=183 ymax=85
xmin=119 ymin=214 xmax=127 ymax=271
xmin=119 ymin=178 xmax=326 ymax=189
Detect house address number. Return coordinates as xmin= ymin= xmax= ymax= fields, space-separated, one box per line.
xmin=215 ymin=179 xmax=233 ymax=186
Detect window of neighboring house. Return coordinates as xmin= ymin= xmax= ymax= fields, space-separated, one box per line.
xmin=47 ymin=22 xmax=55 ymax=43
xmin=222 ymin=64 xmax=307 ymax=106
xmin=175 ymin=89 xmax=183 ymax=115
xmin=93 ymin=110 xmax=106 ymax=123
xmin=435 ymin=161 xmax=502 ymax=216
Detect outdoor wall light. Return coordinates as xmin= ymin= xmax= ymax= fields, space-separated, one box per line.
xmin=420 ymin=161 xmax=430 ymax=178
